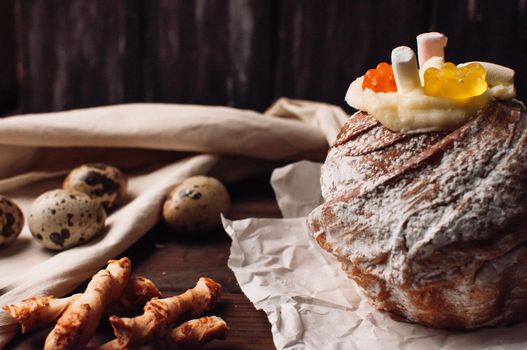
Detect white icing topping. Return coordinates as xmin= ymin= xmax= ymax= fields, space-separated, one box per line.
xmin=345 ymin=59 xmax=516 ymax=133
xmin=345 ymin=77 xmax=491 ymax=133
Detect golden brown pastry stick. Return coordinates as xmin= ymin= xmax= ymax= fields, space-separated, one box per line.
xmin=164 ymin=316 xmax=228 ymax=350
xmin=44 ymin=257 xmax=132 ymax=350
xmin=108 ymin=277 xmax=221 ymax=348
xmin=3 ymin=275 xmax=160 ymax=334
xmin=3 ymin=294 xmax=81 ymax=334
xmin=106 ymin=275 xmax=162 ymax=316
xmin=97 ymin=316 xmax=228 ymax=350
xmin=98 ymin=316 xmax=229 ymax=350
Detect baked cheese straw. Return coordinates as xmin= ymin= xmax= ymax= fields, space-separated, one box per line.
xmin=108 ymin=277 xmax=221 ymax=348
xmin=44 ymin=257 xmax=132 ymax=350
xmin=97 ymin=316 xmax=228 ymax=350
xmin=164 ymin=316 xmax=228 ymax=350
xmin=3 ymin=275 xmax=159 ymax=335
xmin=107 ymin=275 xmax=162 ymax=316
xmin=3 ymin=294 xmax=81 ymax=334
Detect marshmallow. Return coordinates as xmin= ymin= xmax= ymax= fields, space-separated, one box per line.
xmin=391 ymin=46 xmax=421 ymax=93
xmin=417 ymin=32 xmax=448 ymax=68
xmin=460 ymin=61 xmax=515 ymax=87
xmin=489 ymin=84 xmax=516 ymax=100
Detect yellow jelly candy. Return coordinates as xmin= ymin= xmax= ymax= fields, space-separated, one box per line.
xmin=424 ymin=62 xmax=488 ymax=100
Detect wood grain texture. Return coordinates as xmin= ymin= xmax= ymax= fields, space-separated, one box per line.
xmin=0 ymin=0 xmax=18 ymax=114
xmin=5 ymin=294 xmax=275 ymax=350
xmin=11 ymin=0 xmax=527 ymax=112
xmin=144 ymin=0 xmax=276 ymax=111
xmin=273 ymin=0 xmax=431 ymax=109
xmin=429 ymin=0 xmax=527 ymax=102
xmin=5 ymin=175 xmax=279 ymax=350
xmin=16 ymin=0 xmax=142 ymax=113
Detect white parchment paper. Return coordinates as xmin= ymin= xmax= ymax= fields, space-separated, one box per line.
xmin=223 ymin=160 xmax=527 ymax=350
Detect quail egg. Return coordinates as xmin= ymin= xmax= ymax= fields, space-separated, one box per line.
xmin=63 ymin=163 xmax=127 ymax=211
xmin=0 ymin=196 xmax=24 ymax=247
xmin=28 ymin=189 xmax=106 ymax=250
xmin=163 ymin=176 xmax=230 ymax=234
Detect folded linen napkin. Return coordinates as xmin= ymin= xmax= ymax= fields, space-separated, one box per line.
xmin=0 ymin=98 xmax=348 ymax=348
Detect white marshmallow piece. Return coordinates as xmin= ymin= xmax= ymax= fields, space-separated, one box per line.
xmin=417 ymin=32 xmax=448 ymax=68
xmin=391 ymin=46 xmax=421 ymax=93
xmin=460 ymin=61 xmax=515 ymax=86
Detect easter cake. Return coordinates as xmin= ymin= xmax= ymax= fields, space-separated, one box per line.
xmin=307 ymin=32 xmax=527 ymax=329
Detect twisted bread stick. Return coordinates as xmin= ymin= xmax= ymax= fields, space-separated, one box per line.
xmin=108 ymin=277 xmax=221 ymax=348
xmin=107 ymin=275 xmax=161 ymax=316
xmin=4 ymin=275 xmax=160 ymax=334
xmin=44 ymin=257 xmax=131 ymax=350
xmin=98 ymin=316 xmax=228 ymax=350
xmin=3 ymin=294 xmax=80 ymax=333
xmin=165 ymin=315 xmax=228 ymax=350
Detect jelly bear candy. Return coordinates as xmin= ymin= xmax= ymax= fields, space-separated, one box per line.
xmin=362 ymin=62 xmax=397 ymax=93
xmin=424 ymin=62 xmax=487 ymax=100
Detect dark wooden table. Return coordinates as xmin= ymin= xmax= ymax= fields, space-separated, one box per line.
xmin=6 ymin=175 xmax=279 ymax=350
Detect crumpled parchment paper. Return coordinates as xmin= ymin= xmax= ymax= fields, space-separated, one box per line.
xmin=223 ymin=160 xmax=527 ymax=350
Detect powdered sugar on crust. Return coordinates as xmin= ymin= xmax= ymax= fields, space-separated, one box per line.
xmin=307 ymin=100 xmax=527 ymax=328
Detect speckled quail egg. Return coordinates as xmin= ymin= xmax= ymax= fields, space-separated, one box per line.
xmin=0 ymin=196 xmax=24 ymax=247
xmin=163 ymin=176 xmax=230 ymax=234
xmin=63 ymin=163 xmax=127 ymax=211
xmin=28 ymin=189 xmax=106 ymax=250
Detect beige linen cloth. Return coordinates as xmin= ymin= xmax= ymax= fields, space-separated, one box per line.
xmin=0 ymin=98 xmax=348 ymax=348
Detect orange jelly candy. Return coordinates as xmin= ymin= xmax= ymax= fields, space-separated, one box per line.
xmin=362 ymin=62 xmax=397 ymax=93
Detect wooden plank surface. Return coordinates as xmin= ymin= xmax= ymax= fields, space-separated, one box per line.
xmin=16 ymin=0 xmax=142 ymax=113
xmin=273 ymin=0 xmax=431 ymax=110
xmin=5 ymin=175 xmax=280 ymax=350
xmin=429 ymin=0 xmax=527 ymax=102
xmin=0 ymin=0 xmax=18 ymax=115
xmin=143 ymin=0 xmax=276 ymax=111
xmin=12 ymin=0 xmax=527 ymax=112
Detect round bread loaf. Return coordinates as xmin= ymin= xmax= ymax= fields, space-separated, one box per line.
xmin=307 ymin=100 xmax=527 ymax=329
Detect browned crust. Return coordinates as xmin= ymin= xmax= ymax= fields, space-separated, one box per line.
xmin=44 ymin=257 xmax=132 ymax=349
xmin=307 ymin=100 xmax=527 ymax=329
xmin=108 ymin=277 xmax=222 ymax=348
xmin=166 ymin=316 xmax=228 ymax=349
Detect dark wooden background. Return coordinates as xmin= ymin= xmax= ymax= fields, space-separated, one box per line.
xmin=1 ymin=0 xmax=526 ymax=115
xmin=1 ymin=2 xmax=527 ymax=349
